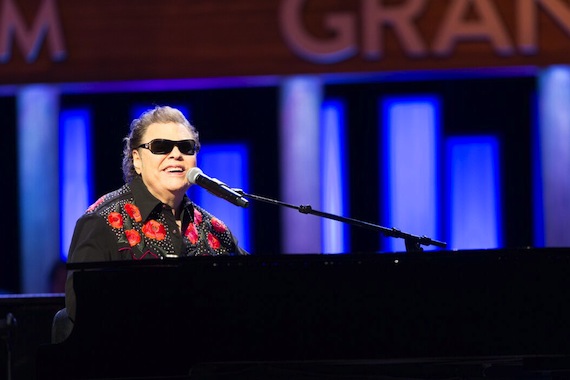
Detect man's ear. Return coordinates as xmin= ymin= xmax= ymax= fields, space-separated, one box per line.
xmin=132 ymin=150 xmax=142 ymax=175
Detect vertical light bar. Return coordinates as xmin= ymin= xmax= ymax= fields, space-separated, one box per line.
xmin=60 ymin=109 xmax=92 ymax=260
xmin=193 ymin=144 xmax=250 ymax=252
xmin=321 ymin=99 xmax=349 ymax=254
xmin=381 ymin=96 xmax=440 ymax=252
xmin=531 ymin=90 xmax=544 ymax=247
xmin=447 ymin=136 xmax=501 ymax=250
xmin=18 ymin=85 xmax=60 ymax=293
xmin=538 ymin=66 xmax=570 ymax=246
xmin=279 ymin=76 xmax=322 ymax=254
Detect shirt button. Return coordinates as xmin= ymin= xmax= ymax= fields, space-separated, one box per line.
xmin=173 ymin=229 xmax=178 ymax=234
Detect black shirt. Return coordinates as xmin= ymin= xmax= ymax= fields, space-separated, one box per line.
xmin=65 ymin=176 xmax=247 ymax=320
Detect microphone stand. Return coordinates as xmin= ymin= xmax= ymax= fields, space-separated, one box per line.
xmin=233 ymin=189 xmax=447 ymax=253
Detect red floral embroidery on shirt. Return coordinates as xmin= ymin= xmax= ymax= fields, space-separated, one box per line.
xmin=210 ymin=217 xmax=227 ymax=233
xmin=184 ymin=223 xmax=199 ymax=244
xmin=136 ymin=250 xmax=159 ymax=260
xmin=207 ymin=232 xmax=221 ymax=249
xmin=194 ymin=208 xmax=203 ymax=225
xmin=124 ymin=203 xmax=142 ymax=222
xmin=108 ymin=212 xmax=123 ymax=229
xmin=125 ymin=229 xmax=141 ymax=246
xmin=142 ymin=220 xmax=166 ymax=240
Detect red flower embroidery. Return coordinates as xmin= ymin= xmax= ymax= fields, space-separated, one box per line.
xmin=124 ymin=203 xmax=142 ymax=222
xmin=210 ymin=217 xmax=227 ymax=233
xmin=125 ymin=229 xmax=141 ymax=246
xmin=142 ymin=220 xmax=166 ymax=240
xmin=108 ymin=212 xmax=123 ymax=229
xmin=184 ymin=223 xmax=199 ymax=244
xmin=207 ymin=232 xmax=221 ymax=249
xmin=194 ymin=208 xmax=203 ymax=225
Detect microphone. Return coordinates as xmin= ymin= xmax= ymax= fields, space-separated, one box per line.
xmin=187 ymin=167 xmax=249 ymax=208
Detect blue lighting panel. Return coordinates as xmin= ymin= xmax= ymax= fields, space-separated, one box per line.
xmin=190 ymin=144 xmax=250 ymax=252
xmin=18 ymin=86 xmax=60 ymax=292
xmin=446 ymin=136 xmax=502 ymax=250
xmin=537 ymin=66 xmax=570 ymax=247
xmin=381 ymin=96 xmax=440 ymax=252
xmin=321 ymin=99 xmax=349 ymax=254
xmin=60 ymin=109 xmax=93 ymax=260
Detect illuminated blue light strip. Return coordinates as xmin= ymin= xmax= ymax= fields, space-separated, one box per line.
xmin=446 ymin=136 xmax=501 ymax=250
xmin=538 ymin=66 xmax=570 ymax=247
xmin=381 ymin=96 xmax=440 ymax=252
xmin=30 ymin=67 xmax=534 ymax=96
xmin=321 ymin=100 xmax=349 ymax=254
xmin=57 ymin=76 xmax=282 ymax=95
xmin=279 ymin=76 xmax=322 ymax=253
xmin=531 ymin=90 xmax=544 ymax=247
xmin=17 ymin=85 xmax=60 ymax=292
xmin=192 ymin=144 xmax=250 ymax=252
xmin=60 ymin=109 xmax=92 ymax=260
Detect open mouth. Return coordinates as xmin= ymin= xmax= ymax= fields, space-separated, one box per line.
xmin=165 ymin=166 xmax=184 ymax=173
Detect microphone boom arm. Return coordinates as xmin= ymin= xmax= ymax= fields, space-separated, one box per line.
xmin=233 ymin=189 xmax=447 ymax=252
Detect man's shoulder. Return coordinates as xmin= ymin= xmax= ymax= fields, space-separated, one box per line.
xmin=85 ymin=184 xmax=133 ymax=216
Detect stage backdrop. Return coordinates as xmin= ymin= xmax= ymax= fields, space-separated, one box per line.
xmin=2 ymin=0 xmax=570 ymax=84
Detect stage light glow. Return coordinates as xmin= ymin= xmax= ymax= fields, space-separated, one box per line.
xmin=381 ymin=96 xmax=440 ymax=252
xmin=446 ymin=136 xmax=502 ymax=250
xmin=60 ymin=109 xmax=92 ymax=260
xmin=321 ymin=99 xmax=349 ymax=254
xmin=192 ymin=144 xmax=250 ymax=252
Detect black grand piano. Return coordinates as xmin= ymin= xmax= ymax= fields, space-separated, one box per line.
xmin=36 ymin=248 xmax=570 ymax=379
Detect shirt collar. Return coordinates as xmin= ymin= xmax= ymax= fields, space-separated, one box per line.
xmin=129 ymin=176 xmax=194 ymax=221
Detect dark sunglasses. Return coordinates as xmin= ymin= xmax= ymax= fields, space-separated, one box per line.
xmin=137 ymin=139 xmax=199 ymax=155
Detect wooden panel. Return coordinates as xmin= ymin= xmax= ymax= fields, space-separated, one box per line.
xmin=2 ymin=0 xmax=570 ymax=84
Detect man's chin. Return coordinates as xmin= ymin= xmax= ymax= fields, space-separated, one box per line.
xmin=165 ymin=181 xmax=191 ymax=194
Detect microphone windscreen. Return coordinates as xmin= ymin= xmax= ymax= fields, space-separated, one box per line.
xmin=187 ymin=167 xmax=203 ymax=184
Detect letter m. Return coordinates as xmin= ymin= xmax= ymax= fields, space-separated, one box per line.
xmin=0 ymin=0 xmax=66 ymax=63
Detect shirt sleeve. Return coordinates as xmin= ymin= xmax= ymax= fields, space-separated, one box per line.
xmin=68 ymin=213 xmax=118 ymax=263
xmin=65 ymin=214 xmax=118 ymax=322
xmin=230 ymin=232 xmax=249 ymax=255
